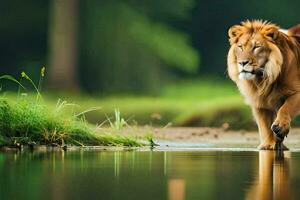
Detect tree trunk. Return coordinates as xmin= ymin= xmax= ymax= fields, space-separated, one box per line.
xmin=47 ymin=0 xmax=79 ymax=91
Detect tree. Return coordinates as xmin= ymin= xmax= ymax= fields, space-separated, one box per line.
xmin=47 ymin=0 xmax=79 ymax=90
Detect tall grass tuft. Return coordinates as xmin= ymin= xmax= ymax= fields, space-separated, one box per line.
xmin=107 ymin=108 xmax=128 ymax=130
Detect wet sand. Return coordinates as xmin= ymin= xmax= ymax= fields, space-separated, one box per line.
xmin=119 ymin=126 xmax=300 ymax=150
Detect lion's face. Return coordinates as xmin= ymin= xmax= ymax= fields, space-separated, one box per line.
xmin=227 ymin=21 xmax=283 ymax=85
xmin=234 ymin=33 xmax=270 ymax=80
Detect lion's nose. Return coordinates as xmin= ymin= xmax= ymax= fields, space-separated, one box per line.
xmin=238 ymin=60 xmax=250 ymax=67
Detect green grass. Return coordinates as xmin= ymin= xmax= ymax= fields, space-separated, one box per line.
xmin=51 ymin=78 xmax=254 ymax=129
xmin=3 ymin=78 xmax=255 ymax=130
xmin=0 ymin=98 xmax=141 ymax=147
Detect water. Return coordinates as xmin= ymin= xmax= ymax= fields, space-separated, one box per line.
xmin=0 ymin=150 xmax=300 ymax=200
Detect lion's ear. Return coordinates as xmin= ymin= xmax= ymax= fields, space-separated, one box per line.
xmin=264 ymin=26 xmax=279 ymax=41
xmin=228 ymin=25 xmax=243 ymax=44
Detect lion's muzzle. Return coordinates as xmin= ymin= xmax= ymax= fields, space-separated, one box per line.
xmin=238 ymin=67 xmax=264 ymax=80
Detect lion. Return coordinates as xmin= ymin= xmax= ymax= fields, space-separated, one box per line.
xmin=227 ymin=20 xmax=300 ymax=150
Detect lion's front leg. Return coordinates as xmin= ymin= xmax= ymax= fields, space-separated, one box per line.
xmin=252 ymin=108 xmax=286 ymax=150
xmin=272 ymin=93 xmax=300 ymax=142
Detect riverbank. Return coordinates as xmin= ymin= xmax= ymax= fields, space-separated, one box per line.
xmin=3 ymin=125 xmax=300 ymax=151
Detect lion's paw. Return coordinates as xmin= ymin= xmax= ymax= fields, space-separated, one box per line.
xmin=258 ymin=141 xmax=288 ymax=151
xmin=271 ymin=118 xmax=290 ymax=142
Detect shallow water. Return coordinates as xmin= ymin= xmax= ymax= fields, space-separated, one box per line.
xmin=0 ymin=150 xmax=299 ymax=200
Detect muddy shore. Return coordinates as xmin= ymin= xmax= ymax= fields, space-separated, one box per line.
xmin=119 ymin=126 xmax=300 ymax=149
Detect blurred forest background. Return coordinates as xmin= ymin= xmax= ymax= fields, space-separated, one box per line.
xmin=1 ymin=0 xmax=300 ymax=128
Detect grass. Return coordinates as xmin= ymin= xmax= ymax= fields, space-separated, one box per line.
xmin=106 ymin=108 xmax=128 ymax=130
xmin=0 ymin=98 xmax=141 ymax=148
xmin=0 ymin=70 xmax=142 ymax=148
xmin=38 ymin=78 xmax=254 ymax=130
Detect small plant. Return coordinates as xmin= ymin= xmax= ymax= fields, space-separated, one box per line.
xmin=21 ymin=70 xmax=42 ymax=103
xmin=0 ymin=67 xmax=45 ymax=103
xmin=145 ymin=133 xmax=158 ymax=148
xmin=0 ymin=74 xmax=25 ymax=91
xmin=38 ymin=67 xmax=45 ymax=92
xmin=107 ymin=108 xmax=128 ymax=130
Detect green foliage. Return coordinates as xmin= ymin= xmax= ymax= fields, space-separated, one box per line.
xmin=129 ymin=15 xmax=199 ymax=73
xmin=81 ymin=1 xmax=199 ymax=93
xmin=127 ymin=0 xmax=196 ymax=19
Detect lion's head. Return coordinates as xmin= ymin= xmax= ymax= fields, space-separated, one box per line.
xmin=227 ymin=20 xmax=283 ymax=89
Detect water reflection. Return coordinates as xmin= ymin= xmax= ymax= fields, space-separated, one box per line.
xmin=246 ymin=151 xmax=293 ymax=200
xmin=1 ymin=150 xmax=300 ymax=200
xmin=168 ymin=179 xmax=185 ymax=200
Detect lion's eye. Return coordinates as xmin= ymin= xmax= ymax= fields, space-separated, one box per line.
xmin=237 ymin=44 xmax=243 ymax=51
xmin=254 ymin=46 xmax=261 ymax=50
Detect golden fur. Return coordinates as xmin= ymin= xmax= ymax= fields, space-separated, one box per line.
xmin=227 ymin=20 xmax=300 ymax=150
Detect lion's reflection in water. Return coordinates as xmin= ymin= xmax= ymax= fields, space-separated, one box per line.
xmin=246 ymin=151 xmax=293 ymax=200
